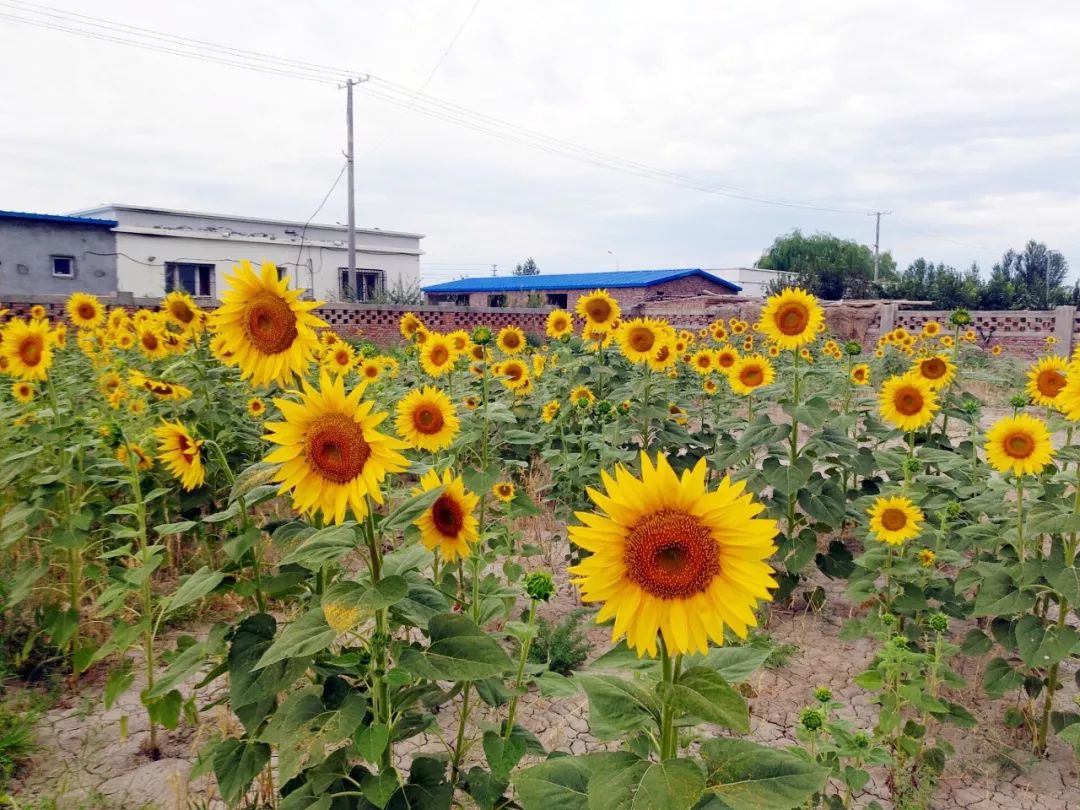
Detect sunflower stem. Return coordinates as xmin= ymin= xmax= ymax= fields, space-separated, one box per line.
xmin=450 ymin=681 xmax=472 ymax=786
xmin=640 ymin=367 xmax=652 ymax=456
xmin=1016 ymin=477 xmax=1026 ymax=563
xmin=504 ymin=599 xmax=538 ymax=742
xmin=658 ymin=638 xmax=680 ymax=759
xmin=364 ymin=501 xmax=393 ymax=772
xmin=785 ymin=349 xmax=802 ymax=567
xmin=205 ymin=438 xmax=265 ymax=613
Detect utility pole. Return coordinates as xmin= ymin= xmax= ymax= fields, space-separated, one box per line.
xmin=869 ymin=211 xmax=892 ymax=282
xmin=491 ymin=264 xmax=498 ymax=277
xmin=343 ymin=76 xmax=369 ymax=283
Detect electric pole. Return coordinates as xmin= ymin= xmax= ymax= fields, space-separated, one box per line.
xmin=343 ymin=76 xmax=369 ymax=283
xmin=869 ymin=211 xmax=891 ymax=282
xmin=492 ymin=264 xmax=498 ymax=277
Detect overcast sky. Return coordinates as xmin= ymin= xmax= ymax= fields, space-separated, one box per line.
xmin=2 ymin=1 xmax=1079 ymax=285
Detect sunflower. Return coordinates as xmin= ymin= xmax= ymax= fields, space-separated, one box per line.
xmin=496 ymin=325 xmax=527 ymax=355
xmin=162 ymin=291 xmax=202 ymax=331
xmin=400 ymin=312 xmax=424 ymax=340
xmin=128 ymin=370 xmax=192 ymax=401
xmin=463 ymin=395 xmax=479 ymax=410
xmin=413 ymin=326 xmax=430 ymax=347
xmin=710 ymin=326 xmax=728 ymax=343
xmin=264 ymin=371 xmax=409 ymax=523
xmin=29 ymin=305 xmax=46 ymax=321
xmin=757 ymin=288 xmax=825 ymax=351
xmin=690 ymin=349 xmax=715 ymax=376
xmin=867 ymin=495 xmax=924 ymax=546
xmin=648 ymin=341 xmax=678 ymax=372
xmin=414 ymin=469 xmax=480 ymax=562
xmin=153 ymin=420 xmax=205 ymax=491
xmin=918 ymin=548 xmax=937 ymax=567
xmin=940 ymin=335 xmax=955 ymax=348
xmin=66 ymin=292 xmax=105 ymax=329
xmin=879 ymin=373 xmax=938 ymax=431
xmin=496 ymin=359 xmax=530 ymax=392
xmin=729 ymin=354 xmax=775 ymax=396
xmin=116 ymin=443 xmax=153 ymax=472
xmin=469 ymin=344 xmax=488 ymax=364
xmin=714 ymin=346 xmax=739 ymax=372
xmin=575 ymin=290 xmax=621 ymax=332
xmin=210 ymin=261 xmax=325 ymax=387
xmin=357 ymin=359 xmax=382 ymax=385
xmin=542 ymin=309 xmax=572 ymax=341
xmin=11 ymin=381 xmax=34 ymax=404
xmin=922 ymin=321 xmax=942 ymax=337
xmin=136 ymin=323 xmax=169 ymax=360
xmin=542 ymin=400 xmax=561 ymax=422
xmin=617 ymin=318 xmax=667 ymax=364
xmin=247 ymin=397 xmax=266 ymax=418
xmin=984 ymin=414 xmax=1054 ymax=476
xmin=1 ymin=319 xmax=54 ymax=381
xmin=823 ymin=340 xmax=839 ymax=354
xmin=912 ymin=354 xmax=956 ymax=390
xmin=703 ymin=378 xmax=719 ymax=395
xmin=395 ymin=386 xmax=460 ymax=451
xmin=991 ymin=345 xmax=1002 ymax=356
xmin=668 ymin=404 xmax=688 ymax=425
xmin=532 ymin=353 xmax=547 ymax=377
xmin=569 ymin=384 xmax=595 ymax=407
xmin=322 ymin=342 xmax=357 ymax=376
xmin=98 ymin=371 xmax=123 ymax=396
xmin=1026 ymin=356 xmax=1068 ymax=408
xmin=850 ymin=363 xmax=870 ymax=386
xmin=128 ymin=397 xmax=146 ymax=415
xmin=569 ymin=452 xmax=776 ymax=657
xmin=448 ymin=330 xmax=472 ymax=354
xmin=492 ymin=481 xmax=516 ymax=502
xmin=420 ymin=334 xmax=458 ymax=378
xmin=731 ymin=320 xmax=748 ymax=335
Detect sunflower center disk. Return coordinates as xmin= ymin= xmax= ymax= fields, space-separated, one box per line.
xmin=625 ymin=509 xmax=720 ymax=600
xmin=305 ymin=414 xmax=371 ymax=484
xmin=431 ymin=346 xmax=450 ymax=366
xmin=1005 ymin=432 xmax=1035 ymax=459
xmin=880 ymin=508 xmax=908 ymax=532
xmin=741 ymin=367 xmax=763 ymax=386
xmin=172 ymin=303 xmax=194 ymax=323
xmin=413 ymin=404 xmax=445 ymax=435
xmin=244 ymin=294 xmax=299 ymax=355
xmin=895 ymin=388 xmax=924 ymax=416
xmin=77 ymin=304 xmax=96 ymax=320
xmin=20 ymin=337 xmax=43 ymax=365
xmin=586 ymin=301 xmax=611 ymax=322
xmin=431 ymin=494 xmax=464 ymax=536
xmin=629 ymin=328 xmax=655 ymax=353
xmin=922 ymin=359 xmax=946 ymax=379
xmin=1039 ymin=371 xmax=1065 ymax=397
xmin=776 ymin=303 xmax=809 ymax=336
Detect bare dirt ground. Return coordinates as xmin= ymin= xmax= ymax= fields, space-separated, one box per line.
xmin=9 ymin=543 xmax=1079 ymax=810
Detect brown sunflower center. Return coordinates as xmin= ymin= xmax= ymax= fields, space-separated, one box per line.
xmin=169 ymin=301 xmax=195 ymax=323
xmin=334 ymin=350 xmax=350 ymax=366
xmin=718 ymin=353 xmax=735 ymax=368
xmin=1037 ymin=370 xmax=1066 ymax=398
xmin=625 ymin=509 xmax=719 ymax=600
xmin=76 ymin=303 xmax=97 ymax=321
xmin=502 ymin=332 xmax=521 ymax=349
xmin=553 ymin=316 xmax=568 ymax=331
xmin=740 ymin=365 xmax=764 ymax=386
xmin=696 ymin=356 xmax=710 ymax=368
xmin=305 ymin=414 xmax=371 ymax=484
xmin=880 ymin=508 xmax=908 ymax=531
xmin=412 ymin=403 xmax=445 ymax=435
xmin=244 ymin=293 xmax=298 ymax=355
xmin=775 ymin=302 xmax=810 ymax=336
xmin=894 ymin=387 xmax=924 ymax=416
xmin=505 ymin=363 xmax=525 ymax=382
xmin=654 ymin=346 xmax=672 ymax=363
xmin=431 ymin=345 xmax=452 ymax=367
xmin=853 ymin=369 xmax=866 ymax=381
xmin=141 ymin=332 xmax=159 ymax=351
xmin=585 ymin=299 xmax=612 ymax=323
xmin=431 ymin=494 xmax=464 ymax=536
xmin=627 ymin=327 xmax=655 ymax=353
xmin=18 ymin=335 xmax=43 ymax=366
xmin=177 ymin=434 xmax=199 ymax=463
xmin=921 ymin=358 xmax=947 ymax=379
xmin=364 ymin=364 xmax=379 ymax=378
xmin=497 ymin=484 xmax=513 ymax=497
xmin=1004 ymin=431 xmax=1035 ymax=459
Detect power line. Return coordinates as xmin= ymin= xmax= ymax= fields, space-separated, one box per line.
xmin=415 ymin=0 xmax=483 ymax=95
xmin=0 ymin=1 xmax=873 ymax=216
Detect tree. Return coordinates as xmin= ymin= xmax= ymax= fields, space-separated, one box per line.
xmin=513 ymin=257 xmax=540 ymax=276
xmin=990 ymin=241 xmax=1069 ymax=309
xmin=756 ymin=230 xmax=894 ymax=300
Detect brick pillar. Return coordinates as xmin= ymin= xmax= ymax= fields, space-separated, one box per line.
xmin=1053 ymin=305 xmax=1075 ymax=357
xmin=878 ymin=302 xmax=897 ymax=336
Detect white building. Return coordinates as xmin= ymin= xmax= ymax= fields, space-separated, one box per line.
xmin=707 ymin=267 xmax=795 ymax=298
xmin=71 ymin=204 xmax=423 ymax=301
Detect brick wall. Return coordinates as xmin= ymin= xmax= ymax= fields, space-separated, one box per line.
xmin=0 ymin=292 xmax=1072 ymax=359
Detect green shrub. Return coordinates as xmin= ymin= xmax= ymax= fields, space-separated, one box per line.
xmin=527 ymin=609 xmax=591 ymax=675
xmin=0 ymin=698 xmax=36 ymax=791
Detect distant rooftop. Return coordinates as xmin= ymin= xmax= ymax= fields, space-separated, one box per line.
xmin=71 ymin=204 xmax=424 ymax=239
xmin=0 ymin=209 xmax=117 ymax=227
xmin=423 ymin=268 xmax=741 ymax=294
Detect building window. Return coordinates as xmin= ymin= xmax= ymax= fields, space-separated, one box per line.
xmin=51 ymin=256 xmax=75 ymax=278
xmin=488 ymin=294 xmax=506 ymax=308
xmin=165 ymin=262 xmax=215 ymax=297
xmin=545 ymin=293 xmax=567 ymax=308
xmin=339 ymin=268 xmax=384 ymax=301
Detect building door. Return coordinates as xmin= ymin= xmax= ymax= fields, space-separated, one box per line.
xmin=165 ymin=262 xmax=215 ymax=297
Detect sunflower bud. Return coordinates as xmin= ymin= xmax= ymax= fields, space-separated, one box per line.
xmin=1009 ymin=394 xmax=1029 ymax=410
xmin=904 ymin=457 xmax=922 ymax=476
xmin=949 ymin=308 xmax=972 ymax=327
xmin=814 ymin=686 xmax=833 ymax=704
xmin=844 ymin=340 xmax=863 ymax=356
xmin=961 ymin=398 xmax=980 ymax=415
xmin=880 ymin=612 xmax=897 ymax=627
xmin=854 ymin=730 xmax=871 ymax=749
xmin=890 ymin=635 xmax=908 ymax=650
xmin=472 ymin=326 xmax=493 ymax=345
xmin=799 ymin=707 xmax=825 ymax=732
xmin=524 ymin=571 xmax=555 ymax=603
xmin=927 ymin=613 xmax=949 ymax=633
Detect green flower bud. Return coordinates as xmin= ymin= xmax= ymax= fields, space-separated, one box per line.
xmin=904 ymin=457 xmax=922 ymax=475
xmin=945 ymin=501 xmax=963 ymax=519
xmin=596 ymin=400 xmax=614 ymax=418
xmin=844 ymin=340 xmax=863 ymax=356
xmin=961 ymin=398 xmax=980 ymax=415
xmin=524 ymin=571 xmax=556 ymax=602
xmin=472 ymin=326 xmax=493 ymax=345
xmin=890 ymin=635 xmax=908 ymax=650
xmin=949 ymin=308 xmax=972 ymax=327
xmin=880 ymin=612 xmax=897 ymax=627
xmin=799 ymin=707 xmax=825 ymax=732
xmin=854 ymin=730 xmax=871 ymax=749
xmin=814 ymin=686 xmax=833 ymax=704
xmin=927 ymin=613 xmax=949 ymax=633
xmin=1009 ymin=394 xmax=1029 ymax=410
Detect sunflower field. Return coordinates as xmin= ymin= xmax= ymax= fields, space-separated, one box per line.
xmin=1 ymin=262 xmax=1079 ymax=809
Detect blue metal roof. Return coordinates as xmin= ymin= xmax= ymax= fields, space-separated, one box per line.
xmin=0 ymin=210 xmax=118 ymax=227
xmin=424 ymin=268 xmax=741 ymax=294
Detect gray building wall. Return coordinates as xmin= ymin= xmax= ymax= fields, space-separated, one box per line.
xmin=0 ymin=220 xmax=118 ymax=296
